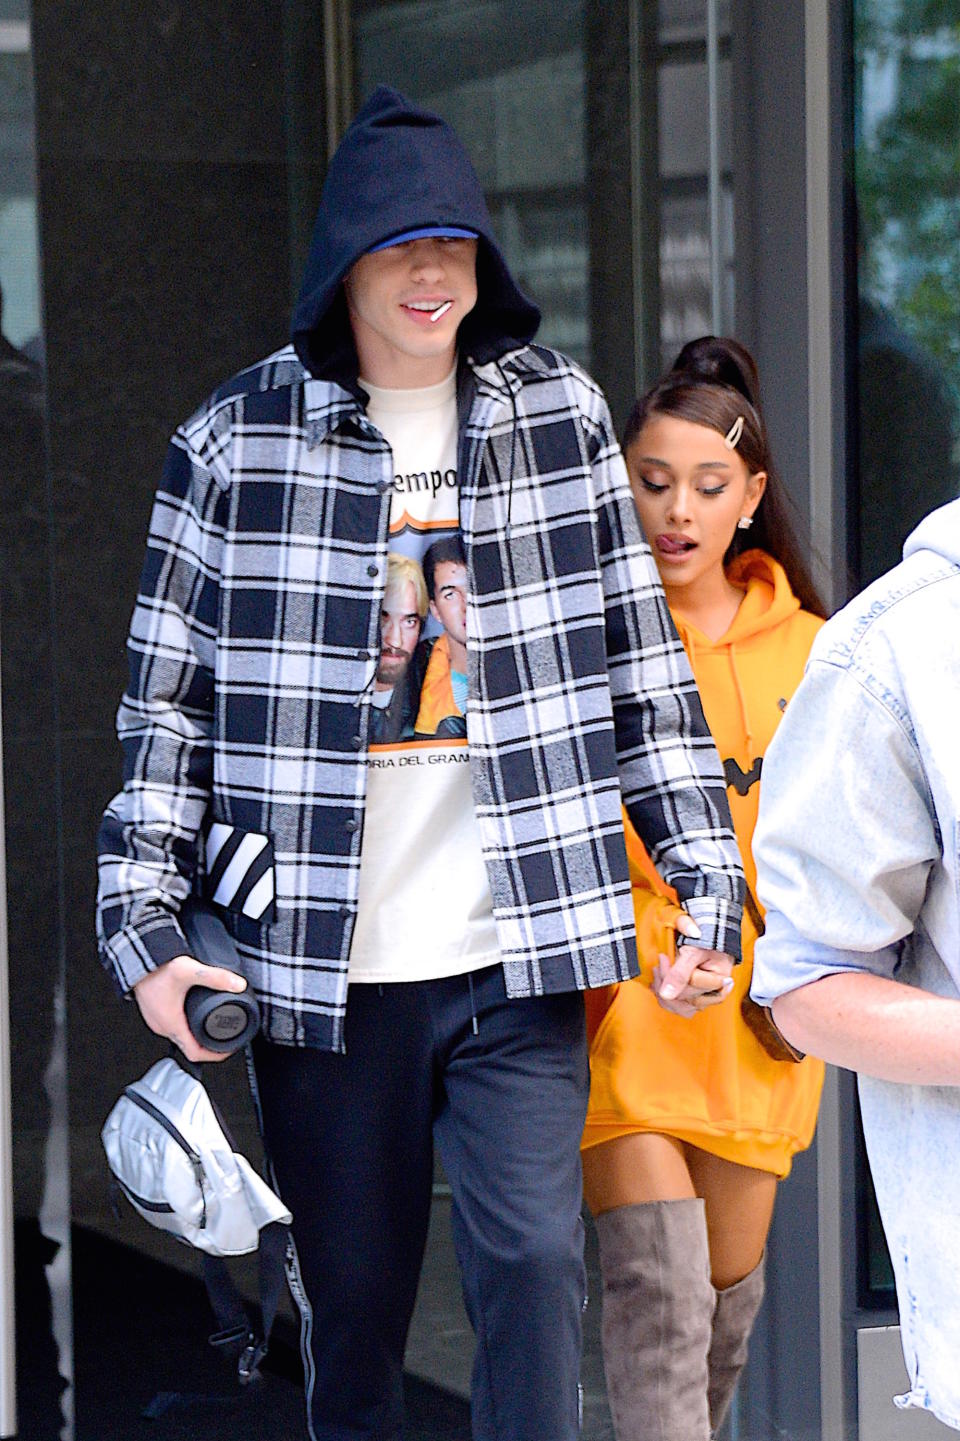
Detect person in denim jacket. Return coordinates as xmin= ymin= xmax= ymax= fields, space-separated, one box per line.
xmin=751 ymin=497 xmax=960 ymax=1431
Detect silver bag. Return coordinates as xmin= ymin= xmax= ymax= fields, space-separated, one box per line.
xmin=102 ymin=1056 xmax=291 ymax=1257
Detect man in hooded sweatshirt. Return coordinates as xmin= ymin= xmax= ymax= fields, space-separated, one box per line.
xmin=751 ymin=496 xmax=960 ymax=1431
xmin=97 ymin=87 xmax=744 ymax=1441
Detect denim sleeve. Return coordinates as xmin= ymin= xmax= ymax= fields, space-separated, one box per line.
xmin=750 ymin=657 xmax=938 ymax=1003
xmin=750 ymin=909 xmax=902 ymax=1006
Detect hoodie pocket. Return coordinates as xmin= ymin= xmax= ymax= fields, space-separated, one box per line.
xmin=204 ymin=822 xmax=276 ymax=924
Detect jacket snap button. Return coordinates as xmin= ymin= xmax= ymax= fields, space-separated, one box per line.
xmin=339 ymin=904 xmax=351 ymax=919
xmin=344 ymin=817 xmax=359 ymax=833
xmin=356 ymin=648 xmax=369 ymax=661
xmin=351 ymin=735 xmax=363 ymax=750
xmin=367 ymin=563 xmax=378 ymax=578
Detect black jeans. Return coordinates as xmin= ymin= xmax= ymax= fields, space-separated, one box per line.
xmin=251 ymin=964 xmax=588 ymax=1441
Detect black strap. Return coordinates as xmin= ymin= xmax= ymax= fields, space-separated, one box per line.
xmin=170 ymin=1047 xmax=289 ymax=1386
xmin=743 ymin=883 xmax=766 ymax=937
xmin=169 ymin=1046 xmax=204 ymax=1081
xmin=255 ymin=1222 xmax=289 ymax=1365
xmin=201 ymin=1223 xmax=289 ymax=1386
xmin=201 ymin=1252 xmax=250 ymax=1346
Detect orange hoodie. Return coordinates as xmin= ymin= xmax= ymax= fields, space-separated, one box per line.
xmin=584 ymin=551 xmax=825 ymax=1177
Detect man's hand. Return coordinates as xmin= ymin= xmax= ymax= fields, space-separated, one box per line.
xmin=133 ymin=955 xmax=248 ymax=1064
xmin=652 ymin=911 xmax=735 ymax=1016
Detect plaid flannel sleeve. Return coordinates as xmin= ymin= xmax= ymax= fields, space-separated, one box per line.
xmin=585 ymin=395 xmax=744 ymax=959
xmin=96 ymin=428 xmax=226 ymax=992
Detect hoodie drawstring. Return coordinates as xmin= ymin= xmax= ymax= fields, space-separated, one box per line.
xmin=355 ymin=665 xmax=377 ymax=707
xmin=496 ymin=362 xmax=519 ymax=539
xmin=467 ymin=971 xmax=479 ymax=1036
xmin=728 ymin=643 xmax=755 ymax=763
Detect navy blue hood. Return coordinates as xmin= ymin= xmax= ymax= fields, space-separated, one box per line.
xmin=291 ymin=86 xmax=540 ymax=383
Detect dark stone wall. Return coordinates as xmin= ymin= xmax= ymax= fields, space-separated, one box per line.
xmin=0 ymin=329 xmax=56 ymax=1216
xmin=21 ymin=0 xmax=325 ymax=1191
xmin=732 ymin=0 xmax=811 ymax=527
xmin=584 ymin=0 xmax=664 ymax=433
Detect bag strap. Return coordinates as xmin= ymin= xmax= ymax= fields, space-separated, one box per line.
xmin=202 ymin=1221 xmax=289 ymax=1385
xmin=253 ymin=1221 xmax=289 ymax=1374
xmin=168 ymin=1048 xmax=289 ymax=1385
xmin=202 ymin=1252 xmax=250 ymax=1351
xmin=743 ymin=882 xmax=766 ymax=937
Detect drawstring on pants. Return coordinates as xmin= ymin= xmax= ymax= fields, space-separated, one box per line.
xmin=467 ymin=972 xmax=479 ymax=1036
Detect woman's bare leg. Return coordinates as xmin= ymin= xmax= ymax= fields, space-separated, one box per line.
xmin=582 ymin=1131 xmax=694 ymax=1214
xmin=683 ymin=1145 xmax=776 ymax=1289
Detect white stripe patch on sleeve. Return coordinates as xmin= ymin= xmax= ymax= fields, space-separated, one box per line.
xmin=241 ymin=868 xmax=275 ymax=921
xmin=205 ymin=822 xmax=234 ymax=873
xmin=212 ymin=833 xmax=269 ymax=911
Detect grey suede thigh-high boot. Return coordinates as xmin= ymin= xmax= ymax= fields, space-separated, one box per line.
xmin=595 ymin=1198 xmax=715 ymax=1441
xmin=707 ymin=1255 xmax=766 ymax=1434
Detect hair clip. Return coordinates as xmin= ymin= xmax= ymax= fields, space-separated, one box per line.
xmin=724 ymin=415 xmax=745 ymax=450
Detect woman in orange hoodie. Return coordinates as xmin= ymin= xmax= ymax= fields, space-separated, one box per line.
xmin=583 ymin=337 xmax=827 ymax=1441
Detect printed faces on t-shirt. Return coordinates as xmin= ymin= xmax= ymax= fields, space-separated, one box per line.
xmin=349 ymin=371 xmax=499 ymax=984
xmin=363 ymin=371 xmax=467 ymax=749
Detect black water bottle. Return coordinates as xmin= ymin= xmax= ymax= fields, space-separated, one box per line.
xmin=180 ymin=899 xmax=261 ymax=1055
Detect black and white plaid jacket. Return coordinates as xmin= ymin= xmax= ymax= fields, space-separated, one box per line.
xmin=98 ymin=342 xmax=743 ymax=1050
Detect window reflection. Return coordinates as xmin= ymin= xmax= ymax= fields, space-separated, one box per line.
xmin=0 ymin=5 xmax=70 ymax=1438
xmin=352 ymin=0 xmax=735 ymax=414
xmin=658 ymin=0 xmax=730 ymax=43
xmin=353 ymin=0 xmax=591 ymax=369
xmin=658 ymin=0 xmax=733 ymax=368
xmin=855 ymin=2 xmax=960 ymax=584
xmin=0 ymin=12 xmax=42 ymax=360
xmin=852 ymin=0 xmax=960 ymax=1313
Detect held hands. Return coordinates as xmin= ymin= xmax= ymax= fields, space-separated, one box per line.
xmin=651 ymin=911 xmax=736 ymax=1017
xmin=133 ymin=955 xmax=248 ymax=1064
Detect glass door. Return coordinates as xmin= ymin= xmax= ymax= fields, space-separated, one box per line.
xmin=350 ymin=0 xmax=735 ymax=422
xmin=0 ymin=3 xmax=70 ymax=1436
xmin=348 ymin=6 xmax=745 ymax=1436
xmin=853 ymin=0 xmax=960 ymax=584
xmin=352 ymin=0 xmax=646 ymax=429
xmin=657 ymin=0 xmax=734 ymax=368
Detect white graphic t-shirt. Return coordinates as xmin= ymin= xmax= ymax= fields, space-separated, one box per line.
xmin=347 ymin=368 xmax=500 ymax=983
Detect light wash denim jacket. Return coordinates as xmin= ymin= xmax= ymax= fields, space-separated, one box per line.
xmin=751 ymin=499 xmax=960 ymax=1430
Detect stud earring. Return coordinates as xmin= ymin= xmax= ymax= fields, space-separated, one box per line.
xmin=737 ymin=516 xmax=753 ymax=530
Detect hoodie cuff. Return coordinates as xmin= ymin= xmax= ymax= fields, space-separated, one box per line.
xmin=680 ymin=896 xmax=743 ymax=963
